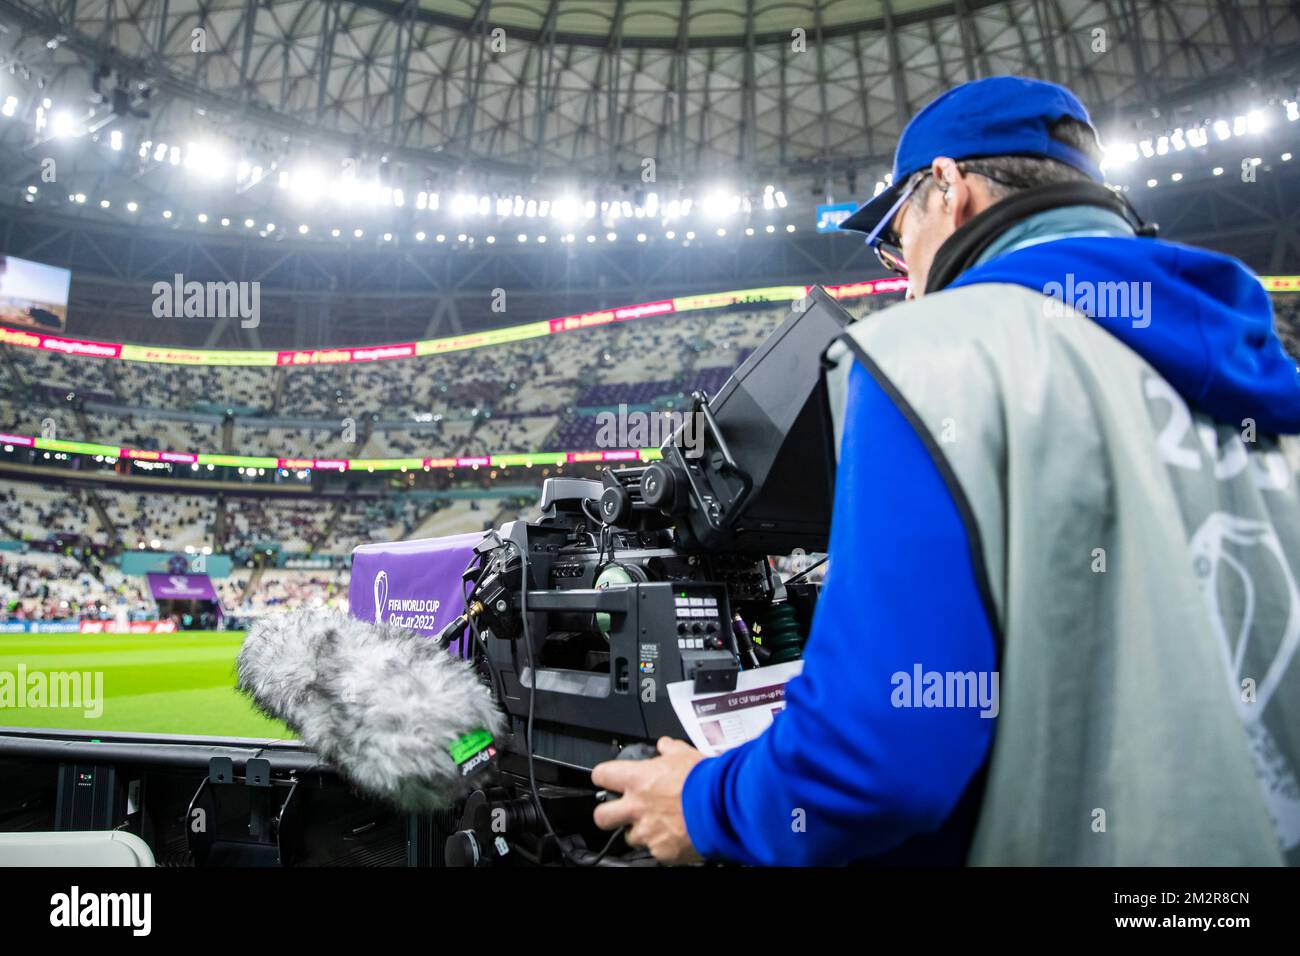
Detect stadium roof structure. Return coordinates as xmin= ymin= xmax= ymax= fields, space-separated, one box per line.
xmin=3 ymin=0 xmax=1298 ymax=190
xmin=0 ymin=0 xmax=1297 ymax=349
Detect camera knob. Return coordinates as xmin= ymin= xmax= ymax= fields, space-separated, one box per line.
xmin=641 ymin=462 xmax=686 ymax=515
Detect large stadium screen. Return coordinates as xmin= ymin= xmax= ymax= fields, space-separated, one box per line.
xmin=0 ymin=255 xmax=71 ymax=333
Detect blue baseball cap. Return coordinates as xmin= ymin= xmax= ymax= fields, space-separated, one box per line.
xmin=839 ymin=76 xmax=1103 ymax=236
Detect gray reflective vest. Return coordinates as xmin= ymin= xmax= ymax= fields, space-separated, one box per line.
xmin=825 ymin=282 xmax=1299 ymax=865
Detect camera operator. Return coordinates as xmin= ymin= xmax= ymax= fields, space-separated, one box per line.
xmin=592 ymin=75 xmax=1300 ymax=865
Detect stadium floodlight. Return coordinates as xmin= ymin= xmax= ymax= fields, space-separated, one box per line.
xmin=417 ymin=191 xmax=428 ymax=209
xmin=153 ymin=142 xmax=167 ymax=161
xmin=775 ymin=191 xmax=788 ymax=208
xmin=745 ymin=227 xmax=754 ymax=236
xmin=1139 ymin=139 xmax=1155 ymax=158
xmin=496 ymin=196 xmax=512 ymax=216
xmin=766 ymin=224 xmax=775 ymax=233
xmin=429 ymin=192 xmax=439 ymax=210
xmin=716 ymin=227 xmax=726 ymax=237
xmin=100 ymin=199 xmax=110 ymax=208
xmin=51 ymin=110 xmax=77 ymax=138
xmin=298 ymin=224 xmax=309 ymax=234
xmin=1286 ymin=101 xmax=1299 ymax=122
xmin=292 ymin=167 xmax=325 ymax=202
xmin=457 ymin=233 xmax=468 ymax=242
xmin=266 ymin=222 xmax=276 ymax=232
xmin=244 ymin=218 xmax=255 ymax=228
xmin=162 ymin=209 xmax=172 ymax=218
xmin=237 ymin=160 xmax=252 ymax=183
xmin=1171 ymin=173 xmax=1183 ymax=182
xmin=586 ymin=234 xmax=596 ymax=243
xmin=25 ymin=185 xmax=36 ymax=195
xmin=331 ymin=227 xmax=341 ymax=237
xmin=1156 ymin=136 xmax=1169 ymax=155
xmin=1147 ymin=178 xmax=1158 ymax=188
xmin=197 ymin=213 xmax=208 ymax=223
xmin=478 ymin=196 xmax=491 ymax=215
xmin=1187 ymin=127 xmax=1208 ymax=148
xmin=606 ymin=231 xmax=616 ymax=241
xmin=110 ymin=129 xmax=123 ymax=151
xmin=383 ymin=231 xmax=393 ymax=241
xmin=1246 ymin=110 xmax=1267 ymax=133
xmin=666 ymin=230 xmax=676 ymax=239
xmin=551 ymin=196 xmax=579 ymax=223
xmin=1284 ymin=153 xmax=1293 ymax=162
xmin=436 ymin=234 xmax=446 ymax=242
xmin=685 ymin=230 xmax=696 ymax=240
xmin=220 ymin=217 xmax=230 ymax=227
xmin=1 ymin=96 xmax=16 ymax=117
xmin=526 ymin=199 xmax=537 ymax=218
xmin=1213 ymin=166 xmax=1224 ymax=176
xmin=354 ymin=228 xmax=364 ymax=238
xmin=394 ymin=188 xmax=405 ymax=207
xmin=538 ymin=199 xmax=552 ymax=218
xmin=1232 ymin=115 xmax=1247 ymax=136
xmin=416 ymin=231 xmax=426 ymax=241
xmin=786 ymin=224 xmax=796 ymax=232
xmin=537 ymin=235 xmax=546 ymax=243
xmin=486 ymin=235 xmax=496 ymax=243
xmin=169 ymin=145 xmax=180 ymax=165
xmin=517 ymin=233 xmax=527 ymax=243
xmin=126 ymin=201 xmax=138 ymax=212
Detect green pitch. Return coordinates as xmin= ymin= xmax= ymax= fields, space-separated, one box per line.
xmin=0 ymin=631 xmax=293 ymax=739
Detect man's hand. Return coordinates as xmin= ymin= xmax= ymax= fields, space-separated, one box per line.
xmin=592 ymin=737 xmax=707 ymax=865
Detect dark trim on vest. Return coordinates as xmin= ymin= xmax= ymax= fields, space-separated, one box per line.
xmin=835 ymin=331 xmax=1005 ymax=659
xmin=925 ymin=180 xmax=1154 ymax=295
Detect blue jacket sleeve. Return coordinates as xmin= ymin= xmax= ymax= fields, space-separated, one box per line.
xmin=680 ymin=359 xmax=999 ymax=865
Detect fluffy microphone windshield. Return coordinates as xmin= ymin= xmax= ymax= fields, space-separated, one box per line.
xmin=237 ymin=608 xmax=505 ymax=812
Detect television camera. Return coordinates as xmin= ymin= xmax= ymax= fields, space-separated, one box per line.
xmin=439 ymin=286 xmax=855 ymax=866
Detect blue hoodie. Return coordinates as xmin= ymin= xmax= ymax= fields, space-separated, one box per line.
xmin=680 ymin=229 xmax=1300 ymax=866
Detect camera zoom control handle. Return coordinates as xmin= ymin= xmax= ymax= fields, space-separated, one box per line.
xmin=594 ymin=742 xmax=660 ymax=802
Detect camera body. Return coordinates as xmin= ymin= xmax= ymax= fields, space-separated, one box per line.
xmin=443 ymin=286 xmax=854 ymax=864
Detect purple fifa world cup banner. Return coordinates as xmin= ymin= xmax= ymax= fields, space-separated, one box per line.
xmin=146 ymin=573 xmax=219 ymax=601
xmin=349 ymin=531 xmax=486 ymax=657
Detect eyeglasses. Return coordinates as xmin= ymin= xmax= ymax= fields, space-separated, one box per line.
xmin=862 ymin=174 xmax=923 ymax=277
